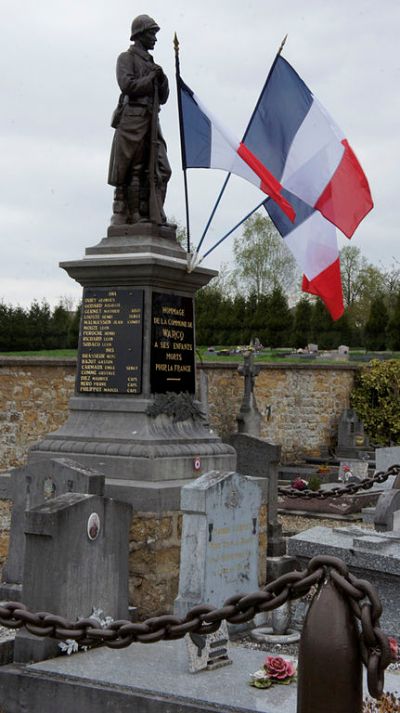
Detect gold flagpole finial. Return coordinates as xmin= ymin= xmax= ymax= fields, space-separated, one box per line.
xmin=174 ymin=32 xmax=179 ymax=55
xmin=278 ymin=33 xmax=288 ymax=55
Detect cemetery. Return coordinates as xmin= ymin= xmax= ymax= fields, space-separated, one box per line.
xmin=1 ymin=9 xmax=400 ymax=713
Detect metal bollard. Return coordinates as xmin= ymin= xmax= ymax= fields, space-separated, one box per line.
xmin=297 ymin=575 xmax=362 ymax=713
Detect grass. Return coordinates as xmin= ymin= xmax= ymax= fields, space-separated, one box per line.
xmin=1 ymin=347 xmax=399 ymax=364
xmin=0 ymin=349 xmax=77 ymax=358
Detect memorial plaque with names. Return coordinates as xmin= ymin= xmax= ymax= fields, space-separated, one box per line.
xmin=150 ymin=292 xmax=195 ymax=394
xmin=77 ymin=287 xmax=144 ymax=394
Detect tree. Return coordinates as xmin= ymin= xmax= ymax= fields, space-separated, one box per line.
xmin=364 ymin=294 xmax=388 ymax=351
xmin=339 ymin=245 xmax=368 ymax=308
xmin=264 ymin=286 xmax=292 ymax=347
xmin=68 ymin=304 xmax=81 ymax=348
xmin=26 ymin=300 xmax=51 ymax=350
xmin=48 ymin=304 xmax=72 ymax=349
xmin=386 ymin=290 xmax=400 ymax=350
xmin=347 ymin=264 xmax=386 ymax=332
xmin=233 ymin=213 xmax=297 ymax=299
xmin=292 ymin=296 xmax=313 ymax=348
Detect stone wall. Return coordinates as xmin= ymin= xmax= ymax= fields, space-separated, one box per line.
xmin=0 ymin=358 xmax=358 ymax=471
xmin=129 ymin=511 xmax=182 ymax=617
xmin=0 ymin=501 xmax=11 ymax=574
xmin=204 ymin=363 xmax=357 ymax=461
xmin=0 ymin=358 xmax=76 ymax=471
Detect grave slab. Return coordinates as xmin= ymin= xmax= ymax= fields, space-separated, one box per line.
xmin=288 ymin=525 xmax=400 ymax=636
xmin=0 ymin=641 xmax=399 ymax=713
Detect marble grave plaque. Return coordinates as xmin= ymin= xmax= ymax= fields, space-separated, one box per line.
xmin=175 ymin=471 xmax=264 ymax=618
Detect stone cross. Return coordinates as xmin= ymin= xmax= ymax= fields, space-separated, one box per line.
xmin=237 ymin=350 xmax=261 ymax=437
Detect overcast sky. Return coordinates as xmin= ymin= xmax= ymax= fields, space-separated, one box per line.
xmin=1 ymin=0 xmax=399 ymax=307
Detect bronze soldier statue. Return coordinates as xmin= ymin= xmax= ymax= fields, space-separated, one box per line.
xmin=108 ymin=15 xmax=171 ymax=226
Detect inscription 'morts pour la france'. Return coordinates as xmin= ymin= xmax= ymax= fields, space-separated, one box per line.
xmin=77 ymin=288 xmax=144 ymax=394
xmin=150 ymin=292 xmax=195 ymax=394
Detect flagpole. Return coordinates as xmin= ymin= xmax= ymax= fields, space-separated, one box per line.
xmin=242 ymin=33 xmax=288 ymax=141
xmin=193 ymin=33 xmax=288 ymax=259
xmin=198 ymin=199 xmax=266 ymax=264
xmin=174 ymin=33 xmax=191 ymax=257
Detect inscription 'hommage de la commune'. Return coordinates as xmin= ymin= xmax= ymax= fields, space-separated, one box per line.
xmin=150 ymin=292 xmax=195 ymax=394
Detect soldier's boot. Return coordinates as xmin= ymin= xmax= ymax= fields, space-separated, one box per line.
xmin=110 ymin=187 xmax=129 ymax=226
xmin=126 ymin=176 xmax=148 ymax=223
xmin=157 ymin=182 xmax=168 ymax=223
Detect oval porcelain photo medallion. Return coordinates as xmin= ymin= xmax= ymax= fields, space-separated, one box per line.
xmin=87 ymin=512 xmax=101 ymax=541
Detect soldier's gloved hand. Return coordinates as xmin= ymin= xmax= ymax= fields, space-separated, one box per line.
xmin=152 ymin=64 xmax=166 ymax=83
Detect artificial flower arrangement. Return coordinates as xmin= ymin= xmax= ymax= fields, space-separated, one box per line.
xmin=291 ymin=478 xmax=308 ymax=491
xmin=249 ymin=656 xmax=297 ymax=689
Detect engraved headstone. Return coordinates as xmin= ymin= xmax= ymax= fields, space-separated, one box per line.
xmin=175 ymin=471 xmax=264 ymax=618
xmin=336 ymin=408 xmax=369 ymax=458
xmin=226 ymin=433 xmax=284 ymax=557
xmin=13 ymin=491 xmax=131 ymax=663
xmin=186 ymin=621 xmax=232 ymax=673
xmin=0 ymin=458 xmax=104 ymax=601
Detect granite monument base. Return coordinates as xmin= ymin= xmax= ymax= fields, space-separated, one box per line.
xmin=28 ymin=226 xmax=236 ymax=483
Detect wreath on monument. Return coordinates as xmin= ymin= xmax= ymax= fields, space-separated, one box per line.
xmin=146 ymin=392 xmax=206 ymax=423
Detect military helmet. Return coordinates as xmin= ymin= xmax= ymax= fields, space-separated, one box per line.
xmin=130 ymin=15 xmax=160 ymax=41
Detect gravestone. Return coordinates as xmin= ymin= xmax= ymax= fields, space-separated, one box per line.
xmin=237 ymin=351 xmax=261 ymax=437
xmin=175 ymin=471 xmax=265 ymax=618
xmin=186 ymin=621 xmax=231 ymax=672
xmin=338 ymin=459 xmax=369 ymax=482
xmin=371 ymin=447 xmax=400 ymax=492
xmin=338 ymin=345 xmax=349 ymax=356
xmin=226 ymin=433 xmax=285 ymax=557
xmin=13 ymin=491 xmax=131 ymax=663
xmin=374 ymin=490 xmax=400 ymax=531
xmin=335 ymin=408 xmax=369 ymax=458
xmin=0 ymin=458 xmax=104 ymax=601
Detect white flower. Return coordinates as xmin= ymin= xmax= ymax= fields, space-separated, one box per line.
xmin=58 ymin=639 xmax=79 ymax=655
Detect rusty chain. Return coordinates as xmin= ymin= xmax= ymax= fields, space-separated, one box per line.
xmin=0 ymin=555 xmax=392 ymax=699
xmin=278 ymin=464 xmax=400 ymax=500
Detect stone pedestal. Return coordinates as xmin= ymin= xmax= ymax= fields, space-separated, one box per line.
xmin=29 ymin=226 xmax=236 ymax=484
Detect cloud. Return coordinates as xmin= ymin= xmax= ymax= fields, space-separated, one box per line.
xmin=0 ymin=0 xmax=399 ymax=306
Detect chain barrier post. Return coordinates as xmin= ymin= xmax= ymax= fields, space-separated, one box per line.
xmin=297 ymin=571 xmax=362 ymax=713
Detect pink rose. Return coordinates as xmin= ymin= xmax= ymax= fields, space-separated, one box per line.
xmin=292 ymin=478 xmax=307 ymax=491
xmin=264 ymin=656 xmax=296 ymax=681
xmin=389 ymin=637 xmax=398 ymax=661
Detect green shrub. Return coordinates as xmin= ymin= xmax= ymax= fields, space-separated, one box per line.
xmin=351 ymin=360 xmax=400 ymax=445
xmin=307 ymin=475 xmax=322 ymax=492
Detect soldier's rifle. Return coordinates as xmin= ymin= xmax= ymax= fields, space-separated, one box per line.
xmin=148 ymin=75 xmax=163 ymax=224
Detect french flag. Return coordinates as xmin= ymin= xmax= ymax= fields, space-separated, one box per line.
xmin=244 ymin=56 xmax=373 ymax=319
xmin=266 ymin=190 xmax=344 ymax=320
xmin=177 ymin=77 xmax=295 ymax=222
xmin=244 ymin=56 xmax=373 ymax=238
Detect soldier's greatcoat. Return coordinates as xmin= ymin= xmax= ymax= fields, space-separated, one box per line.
xmin=108 ymin=45 xmax=171 ymax=189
